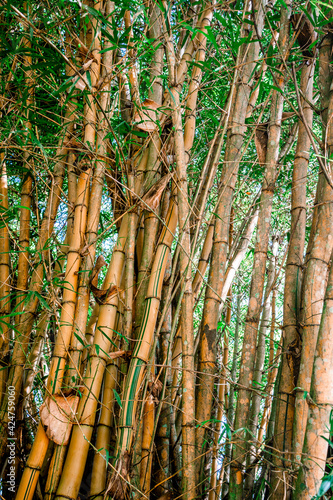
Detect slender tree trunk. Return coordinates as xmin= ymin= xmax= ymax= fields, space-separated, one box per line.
xmin=140 ymin=394 xmax=155 ymax=496
xmin=222 ymin=290 xmax=242 ymax=499
xmin=293 ymin=247 xmax=333 ymax=498
xmin=292 ymin=33 xmax=333 ymax=471
xmin=271 ymin=57 xmax=315 ymax=499
xmin=0 ymin=103 xmax=75 ymax=466
xmin=257 ymin=293 xmax=281 ymax=446
xmin=16 ymin=35 xmax=33 ymax=313
xmin=0 ymin=161 xmax=10 ymax=408
xmin=244 ymin=236 xmax=279 ymax=495
xmin=230 ymin=4 xmax=291 ymax=497
xmin=195 ymin=0 xmax=264 ymax=472
xmin=89 ymin=359 xmax=118 ymax=500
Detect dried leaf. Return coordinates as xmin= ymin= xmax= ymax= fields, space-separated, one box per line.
xmin=104 ymin=452 xmax=130 ymax=500
xmin=90 ymin=256 xmax=121 ymax=304
xmin=81 ymin=59 xmax=94 ymax=72
xmin=132 ymin=99 xmax=160 ymax=132
xmin=90 ymin=255 xmax=107 ymax=289
xmin=281 ymin=112 xmax=296 ymax=120
xmin=40 ymin=395 xmax=79 ymax=445
xmin=64 ymin=138 xmax=83 ymax=150
xmin=141 ymin=172 xmax=171 ymax=211
xmin=75 ymin=73 xmax=88 ymax=91
xmin=255 ymin=125 xmax=268 ymax=167
xmin=291 ymin=13 xmax=316 ymax=58
xmin=107 ymin=350 xmax=127 ymax=360
xmin=148 ymin=378 xmax=163 ymax=397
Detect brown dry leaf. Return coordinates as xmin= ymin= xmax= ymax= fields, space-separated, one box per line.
xmin=132 ymin=99 xmax=160 ymax=132
xmin=255 ymin=125 xmax=268 ymax=167
xmin=291 ymin=13 xmax=316 ymax=58
xmin=64 ymin=138 xmax=83 ymax=150
xmin=90 ymin=255 xmax=107 ymax=289
xmin=104 ymin=452 xmax=130 ymax=500
xmin=107 ymin=350 xmax=127 ymax=359
xmin=75 ymin=72 xmax=88 ymax=91
xmin=73 ymin=35 xmax=90 ymax=60
xmin=74 ymin=60 xmax=94 ymax=91
xmin=90 ymin=255 xmax=121 ymax=304
xmin=148 ymin=378 xmax=163 ymax=397
xmin=81 ymin=59 xmax=94 ymax=72
xmin=141 ymin=172 xmax=171 ymax=212
xmin=40 ymin=395 xmax=79 ymax=445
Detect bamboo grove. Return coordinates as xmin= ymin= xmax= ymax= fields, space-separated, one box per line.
xmin=1 ymin=0 xmax=333 ymax=498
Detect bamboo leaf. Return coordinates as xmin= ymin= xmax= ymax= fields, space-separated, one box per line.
xmin=113 ymin=389 xmax=122 ymax=409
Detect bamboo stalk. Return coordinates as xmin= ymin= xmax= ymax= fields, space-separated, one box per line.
xmin=257 ymin=298 xmax=280 ymax=446
xmin=0 ymin=160 xmax=10 ymax=408
xmin=230 ymin=3 xmax=291 ymax=497
xmin=140 ymin=394 xmax=155 ymax=495
xmin=16 ymin=33 xmax=34 ymax=314
xmin=195 ymin=0 xmax=265 ymax=477
xmin=209 ymin=212 xmax=234 ymax=500
xmin=222 ymin=290 xmax=242 ymax=499
xmin=107 ymin=195 xmax=177 ymax=498
xmin=271 ymin=51 xmax=316 ymax=500
xmin=89 ymin=360 xmax=118 ymax=500
xmin=183 ymin=4 xmax=214 ymax=157
xmin=291 ymin=33 xmax=333 ymax=472
xmin=209 ymin=287 xmax=232 ymax=500
xmin=44 ymin=445 xmax=67 ymax=500
xmin=170 ymin=90 xmax=196 ymax=500
xmin=293 ymin=247 xmax=333 ymax=498
xmin=244 ymin=236 xmax=279 ymax=495
xmin=53 ymin=215 xmax=128 ymax=500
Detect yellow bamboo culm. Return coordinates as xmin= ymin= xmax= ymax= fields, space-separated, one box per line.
xmin=15 ymin=1 xmax=101 ymax=496
xmin=44 ymin=445 xmax=67 ymax=500
xmin=140 ymin=394 xmax=155 ymax=495
xmin=0 ymin=160 xmax=10 ymax=408
xmin=105 ymin=193 xmax=177 ymax=500
xmin=53 ymin=215 xmax=128 ymax=500
xmin=16 ymin=162 xmax=91 ymax=500
xmin=89 ymin=361 xmax=118 ymax=499
xmin=16 ymin=34 xmax=33 ymax=311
